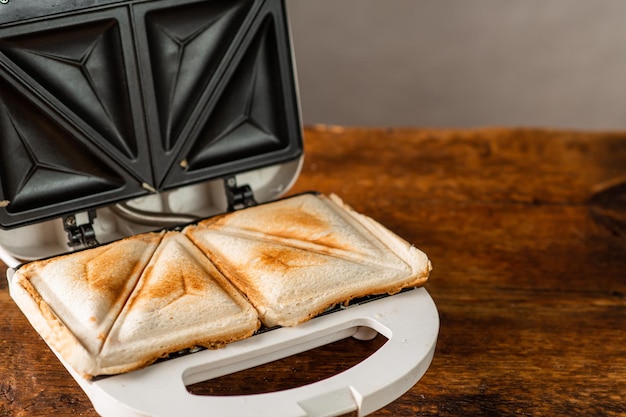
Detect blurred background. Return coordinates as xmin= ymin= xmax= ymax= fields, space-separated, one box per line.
xmin=286 ymin=0 xmax=626 ymax=130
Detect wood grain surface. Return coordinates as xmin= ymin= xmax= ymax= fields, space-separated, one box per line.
xmin=1 ymin=126 xmax=625 ymax=416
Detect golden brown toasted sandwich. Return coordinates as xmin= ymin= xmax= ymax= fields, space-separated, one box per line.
xmin=11 ymin=231 xmax=260 ymax=378
xmin=185 ymin=193 xmax=431 ymax=327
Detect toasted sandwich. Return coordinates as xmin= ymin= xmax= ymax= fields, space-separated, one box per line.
xmin=11 ymin=231 xmax=260 ymax=378
xmin=185 ymin=193 xmax=431 ymax=327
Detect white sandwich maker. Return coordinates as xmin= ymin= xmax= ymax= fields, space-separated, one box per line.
xmin=0 ymin=1 xmax=439 ymax=416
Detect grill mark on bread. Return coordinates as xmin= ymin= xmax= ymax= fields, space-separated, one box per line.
xmin=125 ymin=238 xmax=213 ymax=312
xmin=93 ymin=233 xmax=164 ymax=353
xmin=255 ymin=245 xmax=329 ymax=273
xmin=256 ymin=205 xmax=343 ymax=248
xmin=198 ymin=227 xmax=410 ymax=274
xmin=209 ymin=201 xmax=352 ymax=252
xmin=84 ymin=246 xmax=148 ymax=316
xmin=199 ymin=195 xmax=413 ymax=271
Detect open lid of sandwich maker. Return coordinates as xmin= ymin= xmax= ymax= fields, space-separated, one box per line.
xmin=0 ymin=0 xmax=302 ymax=247
xmin=0 ymin=2 xmax=439 ymax=416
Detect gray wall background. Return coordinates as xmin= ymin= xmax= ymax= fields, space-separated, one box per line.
xmin=286 ymin=0 xmax=626 ymax=130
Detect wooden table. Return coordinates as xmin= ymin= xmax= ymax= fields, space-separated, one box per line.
xmin=1 ymin=126 xmax=625 ymax=416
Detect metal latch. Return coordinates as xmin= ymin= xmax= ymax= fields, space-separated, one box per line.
xmin=63 ymin=211 xmax=99 ymax=248
xmin=224 ymin=176 xmax=257 ymax=211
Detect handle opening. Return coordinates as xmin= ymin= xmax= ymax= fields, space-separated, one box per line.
xmin=185 ymin=328 xmax=388 ymax=396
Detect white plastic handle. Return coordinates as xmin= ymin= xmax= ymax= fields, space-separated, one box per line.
xmin=70 ymin=288 xmax=438 ymax=417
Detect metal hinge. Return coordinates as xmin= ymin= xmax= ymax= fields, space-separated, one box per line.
xmin=63 ymin=210 xmax=99 ymax=249
xmin=224 ymin=176 xmax=257 ymax=211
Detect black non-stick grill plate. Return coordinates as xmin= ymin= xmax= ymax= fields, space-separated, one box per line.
xmin=0 ymin=0 xmax=302 ymax=229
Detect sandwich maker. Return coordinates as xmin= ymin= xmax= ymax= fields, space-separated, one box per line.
xmin=0 ymin=1 xmax=439 ymax=416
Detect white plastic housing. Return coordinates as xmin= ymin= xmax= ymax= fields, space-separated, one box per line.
xmin=52 ymin=288 xmax=439 ymax=417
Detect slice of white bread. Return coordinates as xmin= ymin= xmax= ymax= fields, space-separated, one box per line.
xmin=184 ymin=193 xmax=431 ymax=327
xmin=11 ymin=231 xmax=259 ymax=378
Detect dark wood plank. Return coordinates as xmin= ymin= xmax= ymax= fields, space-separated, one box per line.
xmin=1 ymin=126 xmax=625 ymax=416
xmin=288 ymin=126 xmax=626 ymax=417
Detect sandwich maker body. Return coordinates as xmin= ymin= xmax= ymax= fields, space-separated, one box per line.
xmin=0 ymin=1 xmax=439 ymax=416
